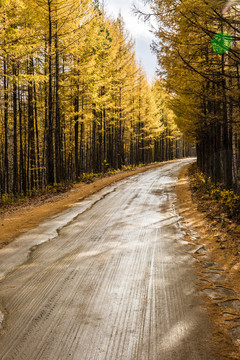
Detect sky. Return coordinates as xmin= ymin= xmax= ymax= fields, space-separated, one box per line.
xmin=104 ymin=0 xmax=158 ymax=83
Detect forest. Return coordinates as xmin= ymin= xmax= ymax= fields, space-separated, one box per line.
xmin=0 ymin=0 xmax=194 ymax=201
xmin=151 ymin=0 xmax=240 ymax=191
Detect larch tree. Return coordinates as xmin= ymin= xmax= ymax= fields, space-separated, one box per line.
xmin=151 ymin=0 xmax=240 ymax=189
xmin=0 ymin=0 xmax=190 ymax=202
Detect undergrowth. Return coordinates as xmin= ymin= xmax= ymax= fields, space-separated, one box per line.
xmin=0 ymin=161 xmax=159 ymax=208
xmin=189 ymin=163 xmax=240 ymax=223
xmin=0 ymin=182 xmax=73 ymax=208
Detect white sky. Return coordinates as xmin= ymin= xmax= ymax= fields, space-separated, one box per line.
xmin=104 ymin=0 xmax=158 ymax=83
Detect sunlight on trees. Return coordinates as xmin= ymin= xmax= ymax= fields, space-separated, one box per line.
xmin=151 ymin=0 xmax=240 ymax=191
xmin=0 ymin=0 xmax=192 ymax=200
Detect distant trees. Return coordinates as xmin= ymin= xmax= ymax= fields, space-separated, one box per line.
xmin=0 ymin=0 xmax=192 ymax=200
xmin=151 ymin=0 xmax=240 ymax=191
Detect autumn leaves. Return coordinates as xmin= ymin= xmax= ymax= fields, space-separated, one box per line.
xmin=151 ymin=0 xmax=240 ymax=189
xmin=0 ymin=0 xmax=186 ymax=199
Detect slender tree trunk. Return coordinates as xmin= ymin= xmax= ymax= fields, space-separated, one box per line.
xmin=74 ymin=92 xmax=79 ymax=179
xmin=4 ymin=56 xmax=9 ymax=193
xmin=55 ymin=26 xmax=61 ymax=183
xmin=221 ymin=55 xmax=232 ymax=188
xmin=34 ymin=83 xmax=41 ymax=189
xmin=80 ymin=92 xmax=85 ymax=173
xmin=47 ymin=0 xmax=55 ymax=185
xmin=28 ymin=56 xmax=36 ymax=191
xmin=13 ymin=62 xmax=18 ymax=194
xmin=92 ymin=108 xmax=97 ymax=172
xmin=19 ymin=90 xmax=26 ymax=194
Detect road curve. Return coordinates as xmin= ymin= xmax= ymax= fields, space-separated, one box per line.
xmin=0 ymin=159 xmax=221 ymax=360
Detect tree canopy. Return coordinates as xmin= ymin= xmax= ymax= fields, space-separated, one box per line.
xmin=0 ymin=0 xmax=192 ymax=201
xmin=151 ymin=0 xmax=240 ymax=190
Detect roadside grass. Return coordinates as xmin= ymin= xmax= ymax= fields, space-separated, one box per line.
xmin=188 ymin=163 xmax=240 ymax=223
xmin=0 ymin=183 xmax=73 ymax=208
xmin=0 ymin=162 xmax=159 ymax=209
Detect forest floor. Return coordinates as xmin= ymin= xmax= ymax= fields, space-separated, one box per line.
xmin=0 ymin=160 xmax=179 ymax=250
xmin=176 ymin=163 xmax=240 ymax=358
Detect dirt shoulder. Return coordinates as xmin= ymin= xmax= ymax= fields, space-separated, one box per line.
xmin=0 ymin=160 xmax=181 ymax=250
xmin=176 ymin=163 xmax=240 ymax=359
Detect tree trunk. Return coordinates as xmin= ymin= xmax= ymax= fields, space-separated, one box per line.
xmin=13 ymin=62 xmax=18 ymax=194
xmin=4 ymin=56 xmax=9 ymax=193
xmin=28 ymin=56 xmax=36 ymax=191
xmin=55 ymin=26 xmax=62 ymax=183
xmin=74 ymin=93 xmax=79 ymax=179
xmin=47 ymin=0 xmax=55 ymax=185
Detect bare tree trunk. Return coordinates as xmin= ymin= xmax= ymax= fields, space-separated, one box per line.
xmin=34 ymin=83 xmax=41 ymax=189
xmin=47 ymin=0 xmax=55 ymax=185
xmin=55 ymin=25 xmax=62 ymax=183
xmin=74 ymin=92 xmax=79 ymax=179
xmin=13 ymin=62 xmax=18 ymax=194
xmin=4 ymin=55 xmax=9 ymax=194
xmin=28 ymin=56 xmax=36 ymax=191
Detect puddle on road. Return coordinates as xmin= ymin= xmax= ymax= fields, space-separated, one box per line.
xmin=0 ymin=167 xmax=184 ymax=284
xmin=0 ymin=186 xmax=118 ymax=282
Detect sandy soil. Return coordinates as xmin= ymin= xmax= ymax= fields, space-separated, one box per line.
xmin=176 ymin=164 xmax=240 ymax=359
xmin=0 ymin=161 xmax=179 ymax=250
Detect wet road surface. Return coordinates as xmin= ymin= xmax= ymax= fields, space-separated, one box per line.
xmin=0 ymin=159 xmax=221 ymax=359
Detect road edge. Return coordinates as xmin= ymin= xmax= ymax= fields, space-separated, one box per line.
xmin=175 ymin=162 xmax=240 ymax=360
xmin=0 ymin=159 xmax=188 ymax=250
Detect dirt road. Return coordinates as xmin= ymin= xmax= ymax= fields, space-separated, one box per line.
xmin=0 ymin=159 xmax=223 ymax=359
